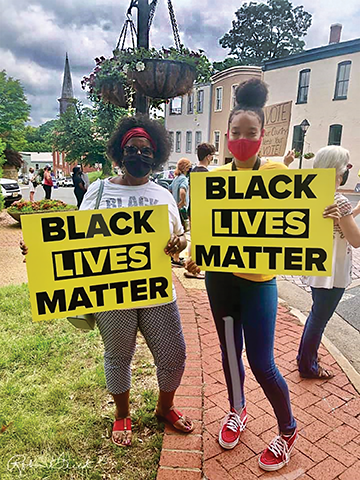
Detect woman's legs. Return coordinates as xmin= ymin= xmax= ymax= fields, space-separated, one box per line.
xmin=138 ymin=302 xmax=191 ymax=431
xmin=96 ymin=309 xmax=138 ymax=445
xmin=43 ymin=185 xmax=51 ymax=199
xmin=297 ymin=287 xmax=345 ymax=377
xmin=30 ymin=190 xmax=35 ymax=202
xmin=240 ymin=279 xmax=296 ymax=434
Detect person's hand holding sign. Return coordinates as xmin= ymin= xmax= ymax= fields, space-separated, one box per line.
xmin=283 ymin=150 xmax=295 ymax=167
xmin=164 ymin=234 xmax=186 ymax=256
xmin=323 ymin=203 xmax=341 ymax=223
xmin=20 ymin=239 xmax=28 ymax=262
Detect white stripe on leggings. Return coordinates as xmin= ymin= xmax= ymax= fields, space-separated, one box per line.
xmin=223 ymin=316 xmax=242 ymax=412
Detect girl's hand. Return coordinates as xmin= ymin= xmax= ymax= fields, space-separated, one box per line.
xmin=164 ymin=235 xmax=181 ymax=256
xmin=323 ymin=203 xmax=340 ymax=221
xmin=185 ymin=258 xmax=201 ymax=276
xmin=283 ymin=150 xmax=295 ymax=167
xmin=20 ymin=240 xmax=28 ymax=263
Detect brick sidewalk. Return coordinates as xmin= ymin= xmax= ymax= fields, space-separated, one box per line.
xmin=157 ymin=277 xmax=360 ymax=480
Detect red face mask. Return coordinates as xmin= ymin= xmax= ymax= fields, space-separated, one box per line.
xmin=227 ymin=130 xmax=264 ymax=162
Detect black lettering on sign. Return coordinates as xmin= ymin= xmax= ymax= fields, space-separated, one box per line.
xmin=131 ymin=279 xmax=148 ymax=302
xmin=212 ymin=209 xmax=309 ymax=238
xmin=294 ymin=174 xmax=317 ymax=199
xmin=206 ymin=177 xmax=226 ymax=199
xmin=149 ymin=277 xmax=169 ymax=299
xmin=195 ymin=245 xmax=221 ymax=267
xmin=52 ymin=242 xmax=151 ymax=280
xmin=42 ymin=217 xmax=66 ymax=242
xmin=305 ymin=248 xmax=327 ymax=271
xmin=36 ymin=289 xmax=66 ymax=315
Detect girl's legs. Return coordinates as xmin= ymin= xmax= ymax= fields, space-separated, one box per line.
xmin=205 ymin=272 xmax=245 ymax=412
xmin=240 ymin=278 xmax=296 ymax=434
xmin=30 ymin=190 xmax=35 ymax=202
xmin=96 ymin=309 xmax=139 ymax=445
xmin=297 ymin=287 xmax=345 ymax=377
xmin=138 ymin=302 xmax=191 ymax=431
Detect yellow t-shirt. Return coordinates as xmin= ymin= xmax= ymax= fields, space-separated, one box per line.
xmin=215 ymin=160 xmax=288 ymax=283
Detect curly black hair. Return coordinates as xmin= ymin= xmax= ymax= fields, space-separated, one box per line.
xmin=228 ymin=78 xmax=269 ymax=128
xmin=107 ymin=115 xmax=171 ymax=172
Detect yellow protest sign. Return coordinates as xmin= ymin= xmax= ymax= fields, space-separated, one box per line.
xmin=191 ymin=169 xmax=335 ymax=276
xmin=21 ymin=205 xmax=172 ymax=321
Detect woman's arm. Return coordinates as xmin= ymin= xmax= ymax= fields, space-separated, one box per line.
xmin=352 ymin=200 xmax=360 ymax=218
xmin=339 ymin=215 xmax=360 ymax=248
xmin=164 ymin=234 xmax=187 ymax=256
xmin=178 ymin=187 xmax=187 ymax=208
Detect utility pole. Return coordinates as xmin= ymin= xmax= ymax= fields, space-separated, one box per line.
xmin=136 ymin=0 xmax=150 ymax=114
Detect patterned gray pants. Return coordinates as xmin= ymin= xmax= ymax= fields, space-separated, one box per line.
xmin=95 ymin=301 xmax=186 ymax=394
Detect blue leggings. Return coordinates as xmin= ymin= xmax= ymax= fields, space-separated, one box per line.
xmin=205 ymin=272 xmax=296 ymax=434
xmin=297 ymin=287 xmax=345 ymax=376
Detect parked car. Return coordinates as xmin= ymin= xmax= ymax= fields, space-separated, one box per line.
xmin=153 ymin=169 xmax=176 ymax=189
xmin=57 ymin=177 xmax=65 ymax=187
xmin=0 ymin=178 xmax=22 ymax=207
xmin=63 ymin=177 xmax=73 ymax=187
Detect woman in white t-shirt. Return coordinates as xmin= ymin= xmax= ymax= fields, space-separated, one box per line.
xmin=80 ymin=116 xmax=193 ymax=446
xmin=298 ymin=146 xmax=360 ymax=378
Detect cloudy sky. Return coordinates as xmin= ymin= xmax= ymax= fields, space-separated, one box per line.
xmin=1 ymin=0 xmax=359 ymax=126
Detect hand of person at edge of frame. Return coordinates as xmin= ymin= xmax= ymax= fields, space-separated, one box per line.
xmin=164 ymin=234 xmax=182 ymax=256
xmin=185 ymin=258 xmax=201 ymax=276
xmin=323 ymin=203 xmax=341 ymax=223
xmin=20 ymin=240 xmax=28 ymax=263
xmin=283 ymin=150 xmax=295 ymax=167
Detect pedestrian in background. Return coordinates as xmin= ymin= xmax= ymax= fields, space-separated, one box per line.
xmin=169 ymin=157 xmax=192 ymax=266
xmin=298 ymin=146 xmax=360 ymax=379
xmin=28 ymin=167 xmax=38 ymax=202
xmin=72 ymin=166 xmax=87 ymax=208
xmin=42 ymin=165 xmax=53 ymax=200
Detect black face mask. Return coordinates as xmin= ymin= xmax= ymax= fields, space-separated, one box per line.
xmin=123 ymin=154 xmax=153 ymax=178
xmin=340 ymin=169 xmax=349 ymax=186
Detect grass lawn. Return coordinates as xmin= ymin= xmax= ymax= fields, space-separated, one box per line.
xmin=0 ymin=284 xmax=163 ymax=479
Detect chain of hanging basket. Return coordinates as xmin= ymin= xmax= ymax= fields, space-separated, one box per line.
xmin=167 ymin=0 xmax=181 ymax=51
xmin=116 ymin=14 xmax=137 ymax=50
xmin=148 ymin=0 xmax=158 ymax=28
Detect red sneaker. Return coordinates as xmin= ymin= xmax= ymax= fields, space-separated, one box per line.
xmin=218 ymin=406 xmax=247 ymax=449
xmin=258 ymin=429 xmax=298 ymax=471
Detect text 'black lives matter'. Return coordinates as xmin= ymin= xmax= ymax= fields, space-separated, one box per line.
xmin=52 ymin=243 xmax=151 ymax=281
xmin=212 ymin=209 xmax=310 ymax=238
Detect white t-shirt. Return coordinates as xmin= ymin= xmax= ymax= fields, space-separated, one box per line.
xmin=80 ymin=178 xmax=184 ymax=303
xmin=305 ymin=192 xmax=353 ymax=289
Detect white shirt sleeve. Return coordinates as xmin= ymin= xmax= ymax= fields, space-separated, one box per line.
xmin=79 ymin=179 xmax=100 ymax=211
xmin=167 ymin=193 xmax=184 ymax=236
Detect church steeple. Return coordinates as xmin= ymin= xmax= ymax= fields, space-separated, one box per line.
xmin=58 ymin=53 xmax=74 ymax=115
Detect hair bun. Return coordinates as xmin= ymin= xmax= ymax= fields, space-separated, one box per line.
xmin=235 ymin=78 xmax=268 ymax=108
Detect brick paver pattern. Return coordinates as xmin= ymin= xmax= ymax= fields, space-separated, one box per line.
xmin=157 ymin=277 xmax=360 ymax=480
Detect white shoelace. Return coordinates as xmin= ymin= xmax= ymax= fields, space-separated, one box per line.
xmin=268 ymin=435 xmax=289 ymax=460
xmin=223 ymin=411 xmax=245 ymax=433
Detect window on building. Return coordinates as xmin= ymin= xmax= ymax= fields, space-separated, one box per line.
xmin=334 ymin=61 xmax=351 ymax=100
xmin=186 ymin=131 xmax=192 ymax=153
xmin=231 ymin=84 xmax=238 ymax=108
xmin=297 ymin=69 xmax=310 ymax=104
xmin=169 ymin=131 xmax=174 ymax=152
xmin=175 ymin=131 xmax=181 ymax=152
xmin=214 ymin=131 xmax=220 ymax=153
xmin=195 ymin=131 xmax=202 ymax=152
xmin=328 ymin=124 xmax=343 ymax=146
xmin=170 ymin=97 xmax=182 ymax=115
xmin=292 ymin=125 xmax=304 ymax=153
xmin=215 ymin=87 xmax=223 ymax=111
xmin=187 ymin=93 xmax=194 ymax=114
xmin=197 ymin=89 xmax=204 ymax=113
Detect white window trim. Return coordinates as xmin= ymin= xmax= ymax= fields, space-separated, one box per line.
xmin=214 ymin=130 xmax=221 ymax=153
xmin=186 ymin=131 xmax=192 ymax=154
xmin=175 ymin=131 xmax=181 ymax=153
xmin=231 ymin=84 xmax=238 ymax=109
xmin=215 ymin=87 xmax=223 ymax=112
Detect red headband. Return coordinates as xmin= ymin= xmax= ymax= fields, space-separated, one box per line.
xmin=121 ymin=128 xmax=157 ymax=152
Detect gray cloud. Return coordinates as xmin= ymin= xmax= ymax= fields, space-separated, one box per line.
xmin=1 ymin=0 xmax=359 ymax=125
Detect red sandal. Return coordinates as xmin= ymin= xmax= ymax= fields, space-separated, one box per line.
xmin=112 ymin=417 xmax=132 ymax=447
xmin=156 ymin=408 xmax=194 ymax=433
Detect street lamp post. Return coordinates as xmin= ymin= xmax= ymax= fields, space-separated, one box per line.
xmin=136 ymin=0 xmax=150 ymax=115
xmin=299 ymin=119 xmax=310 ymax=169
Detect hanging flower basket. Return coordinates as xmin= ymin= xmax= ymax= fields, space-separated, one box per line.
xmin=100 ymin=81 xmax=127 ymax=108
xmin=127 ymin=58 xmax=196 ymax=99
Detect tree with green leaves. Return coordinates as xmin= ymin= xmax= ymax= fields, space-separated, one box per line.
xmin=24 ymin=120 xmax=56 ymax=152
xmin=0 ymin=70 xmax=31 ymax=153
xmin=52 ymin=100 xmax=127 ymax=176
xmin=218 ymin=0 xmax=312 ymax=67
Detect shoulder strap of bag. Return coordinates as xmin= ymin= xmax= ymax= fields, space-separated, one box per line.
xmin=95 ymin=179 xmax=104 ymax=209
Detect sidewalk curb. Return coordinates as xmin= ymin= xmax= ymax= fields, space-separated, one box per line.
xmin=280 ymin=298 xmax=360 ymax=394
